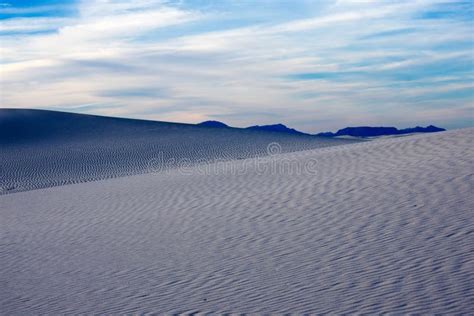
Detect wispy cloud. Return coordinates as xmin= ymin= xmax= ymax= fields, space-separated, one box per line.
xmin=0 ymin=0 xmax=472 ymax=132
xmin=0 ymin=16 xmax=70 ymax=33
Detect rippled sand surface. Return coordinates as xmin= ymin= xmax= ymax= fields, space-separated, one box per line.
xmin=0 ymin=109 xmax=352 ymax=194
xmin=1 ymin=117 xmax=473 ymax=313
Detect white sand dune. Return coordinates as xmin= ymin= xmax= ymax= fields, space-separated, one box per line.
xmin=0 ymin=109 xmax=354 ymax=194
xmin=1 ymin=128 xmax=473 ymax=314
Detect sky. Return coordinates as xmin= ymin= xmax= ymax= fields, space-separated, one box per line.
xmin=0 ymin=0 xmax=473 ymax=132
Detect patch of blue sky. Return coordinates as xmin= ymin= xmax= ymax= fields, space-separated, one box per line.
xmin=97 ymin=88 xmax=168 ymax=99
xmin=443 ymin=116 xmax=474 ymax=129
xmin=174 ymin=0 xmax=329 ymax=21
xmin=286 ymin=57 xmax=473 ymax=90
xmin=135 ymin=1 xmax=326 ymax=44
xmin=416 ymin=1 xmax=473 ymax=21
xmin=414 ymin=88 xmax=474 ymax=103
xmin=0 ymin=29 xmax=58 ymax=36
xmin=1 ymin=0 xmax=74 ymax=6
xmin=360 ymin=28 xmax=419 ymax=40
xmin=345 ymin=56 xmax=410 ymax=69
xmin=134 ymin=18 xmax=261 ymax=44
xmin=0 ymin=0 xmax=77 ymax=19
xmin=381 ymin=60 xmax=473 ymax=82
xmin=286 ymin=71 xmax=364 ymax=81
xmin=292 ymin=91 xmax=322 ymax=100
xmin=381 ymin=76 xmax=474 ymax=90
xmin=431 ymin=40 xmax=474 ymax=53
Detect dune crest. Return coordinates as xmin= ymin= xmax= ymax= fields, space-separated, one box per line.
xmin=0 ymin=109 xmax=355 ymax=194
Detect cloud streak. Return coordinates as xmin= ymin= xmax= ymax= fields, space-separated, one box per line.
xmin=0 ymin=0 xmax=472 ymax=132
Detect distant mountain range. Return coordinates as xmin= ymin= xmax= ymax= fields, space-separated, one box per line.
xmin=317 ymin=125 xmax=446 ymax=137
xmin=197 ymin=121 xmax=445 ymax=137
xmin=198 ymin=121 xmax=309 ymax=135
xmin=246 ymin=124 xmax=308 ymax=135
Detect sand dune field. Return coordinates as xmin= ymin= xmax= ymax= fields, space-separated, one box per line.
xmin=1 ymin=125 xmax=473 ymax=313
xmin=0 ymin=109 xmax=354 ymax=194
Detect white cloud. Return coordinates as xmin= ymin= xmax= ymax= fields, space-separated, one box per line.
xmin=0 ymin=0 xmax=472 ymax=131
xmin=0 ymin=17 xmax=71 ymax=32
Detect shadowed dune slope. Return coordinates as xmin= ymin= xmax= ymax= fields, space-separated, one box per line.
xmin=0 ymin=109 xmax=355 ymax=194
xmin=0 ymin=128 xmax=473 ymax=313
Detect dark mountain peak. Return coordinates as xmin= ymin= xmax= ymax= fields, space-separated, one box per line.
xmin=246 ymin=123 xmax=308 ymax=135
xmin=335 ymin=126 xmax=399 ymax=137
xmin=317 ymin=125 xmax=446 ymax=138
xmin=197 ymin=120 xmax=229 ymax=128
xmin=399 ymin=125 xmax=445 ymax=134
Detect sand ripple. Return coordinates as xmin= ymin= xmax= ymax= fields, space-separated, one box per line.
xmin=0 ymin=110 xmax=354 ymax=194
xmin=1 ymin=128 xmax=473 ymax=313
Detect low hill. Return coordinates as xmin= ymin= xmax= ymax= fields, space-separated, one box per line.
xmin=196 ymin=120 xmax=229 ymax=128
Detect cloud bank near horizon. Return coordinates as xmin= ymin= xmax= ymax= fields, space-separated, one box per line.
xmin=0 ymin=0 xmax=472 ymax=132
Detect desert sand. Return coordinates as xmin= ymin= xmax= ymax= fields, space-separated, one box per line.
xmin=0 ymin=109 xmax=354 ymax=194
xmin=1 ymin=125 xmax=473 ymax=313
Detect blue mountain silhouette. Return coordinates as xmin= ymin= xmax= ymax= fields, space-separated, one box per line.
xmin=197 ymin=120 xmax=229 ymax=128
xmin=316 ymin=125 xmax=446 ymax=137
xmin=246 ymin=124 xmax=309 ymax=135
xmin=196 ymin=120 xmax=445 ymax=137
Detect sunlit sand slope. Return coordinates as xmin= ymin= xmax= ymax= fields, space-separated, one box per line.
xmin=0 ymin=128 xmax=473 ymax=313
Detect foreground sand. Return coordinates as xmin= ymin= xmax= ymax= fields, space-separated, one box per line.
xmin=1 ymin=128 xmax=473 ymax=313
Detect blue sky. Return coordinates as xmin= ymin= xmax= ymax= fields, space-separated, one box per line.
xmin=0 ymin=0 xmax=472 ymax=132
